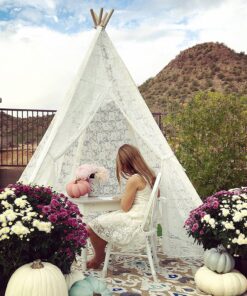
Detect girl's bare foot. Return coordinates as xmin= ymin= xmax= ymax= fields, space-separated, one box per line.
xmin=87 ymin=254 xmax=105 ymax=269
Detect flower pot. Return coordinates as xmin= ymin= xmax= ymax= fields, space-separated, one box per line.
xmin=235 ymin=257 xmax=247 ymax=277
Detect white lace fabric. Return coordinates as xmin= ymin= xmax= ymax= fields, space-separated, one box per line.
xmin=20 ymin=27 xmax=203 ymax=258
xmin=89 ymin=183 xmax=152 ymax=251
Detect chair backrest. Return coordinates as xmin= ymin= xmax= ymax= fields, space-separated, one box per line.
xmin=141 ymin=172 xmax=162 ymax=232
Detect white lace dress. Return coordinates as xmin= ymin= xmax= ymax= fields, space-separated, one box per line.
xmin=88 ymin=180 xmax=152 ymax=251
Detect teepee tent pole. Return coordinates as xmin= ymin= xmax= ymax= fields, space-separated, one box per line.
xmin=98 ymin=8 xmax=103 ymax=25
xmin=103 ymin=9 xmax=114 ymax=27
xmin=90 ymin=9 xmax=98 ymax=27
xmin=101 ymin=12 xmax=108 ymax=27
xmin=93 ymin=11 xmax=99 ymax=25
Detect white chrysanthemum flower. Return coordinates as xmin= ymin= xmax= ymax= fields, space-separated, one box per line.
xmin=11 ymin=221 xmax=30 ymax=236
xmin=4 ymin=209 xmax=17 ymax=222
xmin=241 ymin=209 xmax=247 ymax=217
xmin=0 ymin=214 xmax=6 ymax=223
xmin=27 ymin=212 xmax=37 ymax=217
xmin=14 ymin=198 xmax=28 ymax=209
xmin=203 ymin=214 xmax=211 ymax=222
xmin=0 ymin=226 xmax=10 ymax=235
xmin=1 ymin=200 xmax=13 ymax=209
xmin=222 ymin=208 xmax=230 ymax=217
xmin=236 ymin=234 xmax=247 ymax=245
xmin=0 ymin=234 xmax=9 ymax=241
xmin=4 ymin=189 xmax=14 ymax=195
xmin=222 ymin=221 xmax=235 ymax=230
xmin=209 ymin=218 xmax=215 ymax=225
xmin=22 ymin=216 xmax=32 ymax=221
xmin=236 ymin=230 xmax=240 ymax=234
xmin=0 ymin=192 xmax=8 ymax=200
xmin=233 ymin=212 xmax=242 ymax=222
xmin=32 ymin=220 xmax=52 ymax=233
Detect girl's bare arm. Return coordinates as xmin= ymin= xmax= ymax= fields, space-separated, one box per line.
xmin=120 ymin=176 xmax=140 ymax=212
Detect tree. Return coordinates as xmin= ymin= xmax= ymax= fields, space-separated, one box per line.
xmin=165 ymin=92 xmax=247 ymax=198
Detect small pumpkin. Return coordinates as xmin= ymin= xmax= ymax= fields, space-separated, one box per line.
xmin=69 ymin=276 xmax=112 ymax=296
xmin=195 ymin=266 xmax=247 ymax=296
xmin=5 ymin=259 xmax=68 ymax=296
xmin=64 ymin=270 xmax=85 ymax=290
xmin=204 ymin=247 xmax=235 ymax=273
xmin=66 ymin=179 xmax=91 ymax=198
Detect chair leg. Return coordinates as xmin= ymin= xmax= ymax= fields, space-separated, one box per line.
xmin=151 ymin=234 xmax=159 ymax=270
xmin=102 ymin=243 xmax=112 ymax=278
xmin=146 ymin=239 xmax=158 ymax=282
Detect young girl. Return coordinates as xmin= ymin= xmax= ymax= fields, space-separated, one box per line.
xmin=87 ymin=144 xmax=156 ymax=269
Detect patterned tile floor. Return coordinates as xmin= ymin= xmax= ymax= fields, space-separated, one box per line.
xmin=72 ymin=240 xmax=209 ymax=296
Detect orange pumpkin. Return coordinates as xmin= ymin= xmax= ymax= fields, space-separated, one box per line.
xmin=66 ymin=179 xmax=91 ymax=198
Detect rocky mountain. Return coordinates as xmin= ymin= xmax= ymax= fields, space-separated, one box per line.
xmin=139 ymin=42 xmax=247 ymax=113
xmin=1 ymin=42 xmax=247 ymax=152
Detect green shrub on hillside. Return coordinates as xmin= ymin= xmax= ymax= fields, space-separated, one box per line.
xmin=164 ymin=92 xmax=247 ymax=198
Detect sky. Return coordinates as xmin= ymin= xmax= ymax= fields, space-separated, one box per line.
xmin=0 ymin=0 xmax=247 ymax=109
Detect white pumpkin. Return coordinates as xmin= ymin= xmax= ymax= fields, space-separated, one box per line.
xmin=5 ymin=260 xmax=68 ymax=296
xmin=195 ymin=266 xmax=247 ymax=296
xmin=204 ymin=247 xmax=235 ymax=273
xmin=64 ymin=270 xmax=85 ymax=289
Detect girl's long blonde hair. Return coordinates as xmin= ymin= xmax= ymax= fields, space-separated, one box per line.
xmin=116 ymin=144 xmax=156 ymax=187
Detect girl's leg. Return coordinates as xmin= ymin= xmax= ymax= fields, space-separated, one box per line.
xmin=87 ymin=226 xmax=107 ymax=269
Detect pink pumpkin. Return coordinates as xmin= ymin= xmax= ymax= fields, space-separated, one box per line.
xmin=66 ymin=179 xmax=91 ymax=198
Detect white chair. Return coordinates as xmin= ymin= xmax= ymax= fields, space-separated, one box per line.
xmin=102 ymin=172 xmax=162 ymax=282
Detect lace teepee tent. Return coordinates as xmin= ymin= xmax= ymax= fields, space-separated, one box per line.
xmin=20 ymin=9 xmax=203 ymax=258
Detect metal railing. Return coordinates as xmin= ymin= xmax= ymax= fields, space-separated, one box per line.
xmin=0 ymin=108 xmax=165 ymax=167
xmin=0 ymin=108 xmax=55 ymax=166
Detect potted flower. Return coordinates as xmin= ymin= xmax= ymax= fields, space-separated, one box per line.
xmin=76 ymin=164 xmax=109 ymax=182
xmin=76 ymin=164 xmax=109 ymax=197
xmin=0 ymin=183 xmax=88 ymax=291
xmin=184 ymin=187 xmax=247 ymax=275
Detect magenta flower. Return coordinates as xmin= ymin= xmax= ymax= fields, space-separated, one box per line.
xmin=191 ymin=223 xmax=199 ymax=232
xmin=50 ymin=198 xmax=61 ymax=208
xmin=58 ymin=210 xmax=69 ymax=219
xmin=212 ymin=201 xmax=219 ymax=209
xmin=68 ymin=218 xmax=78 ymax=227
xmin=42 ymin=205 xmax=51 ymax=214
xmin=48 ymin=214 xmax=58 ymax=223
